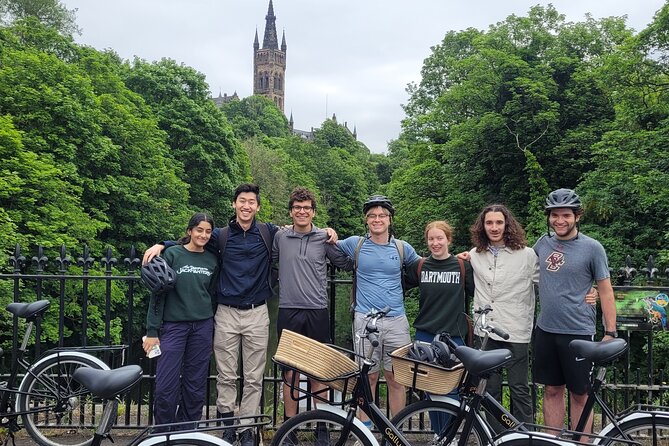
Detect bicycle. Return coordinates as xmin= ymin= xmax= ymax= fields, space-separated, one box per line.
xmin=392 ymin=306 xmax=669 ymax=446
xmin=0 ymin=299 xmax=124 ymax=446
xmin=71 ymin=365 xmax=270 ymax=446
xmin=270 ymin=307 xmax=449 ymax=446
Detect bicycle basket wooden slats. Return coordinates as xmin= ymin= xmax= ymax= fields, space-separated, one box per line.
xmin=274 ymin=330 xmax=359 ymax=393
xmin=390 ymin=344 xmax=464 ymax=394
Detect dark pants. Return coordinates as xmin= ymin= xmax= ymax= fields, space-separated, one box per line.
xmin=478 ymin=337 xmax=533 ymax=431
xmin=154 ymin=318 xmax=214 ymax=425
xmin=415 ymin=330 xmax=464 ymax=435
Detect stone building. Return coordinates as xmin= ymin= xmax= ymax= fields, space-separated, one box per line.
xmin=253 ymin=0 xmax=286 ymax=112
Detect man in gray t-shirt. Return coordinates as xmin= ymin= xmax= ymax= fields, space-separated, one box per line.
xmin=272 ymin=187 xmax=352 ymax=423
xmin=533 ymin=188 xmax=617 ymax=434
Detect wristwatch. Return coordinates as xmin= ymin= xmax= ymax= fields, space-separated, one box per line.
xmin=604 ymin=330 xmax=618 ymax=338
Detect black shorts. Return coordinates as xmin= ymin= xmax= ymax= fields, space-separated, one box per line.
xmin=277 ymin=308 xmax=331 ymax=344
xmin=533 ymin=326 xmax=593 ymax=395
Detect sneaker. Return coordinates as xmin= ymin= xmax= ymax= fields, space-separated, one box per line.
xmin=315 ymin=423 xmax=330 ymax=446
xmin=222 ymin=427 xmax=237 ymax=445
xmin=240 ymin=429 xmax=255 ymax=446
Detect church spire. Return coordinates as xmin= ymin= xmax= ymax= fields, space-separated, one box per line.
xmin=262 ymin=0 xmax=279 ymax=49
xmin=254 ymin=28 xmax=259 ymax=51
xmin=281 ymin=29 xmax=287 ymax=52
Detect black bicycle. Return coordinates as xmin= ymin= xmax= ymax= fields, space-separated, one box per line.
xmin=392 ymin=306 xmax=669 ymax=446
xmin=0 ymin=300 xmax=123 ymax=446
xmin=71 ymin=365 xmax=270 ymax=446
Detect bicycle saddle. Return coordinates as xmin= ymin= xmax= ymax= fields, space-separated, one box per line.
xmin=569 ymin=338 xmax=627 ymax=365
xmin=73 ymin=365 xmax=142 ymax=399
xmin=453 ymin=346 xmax=512 ymax=377
xmin=6 ymin=300 xmax=50 ymax=320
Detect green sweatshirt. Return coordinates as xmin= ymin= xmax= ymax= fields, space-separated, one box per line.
xmin=146 ymin=245 xmax=218 ymax=337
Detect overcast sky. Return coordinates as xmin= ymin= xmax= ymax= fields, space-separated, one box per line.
xmin=62 ymin=0 xmax=666 ymax=154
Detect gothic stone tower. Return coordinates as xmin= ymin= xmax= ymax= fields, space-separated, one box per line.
xmin=254 ymin=0 xmax=286 ymax=112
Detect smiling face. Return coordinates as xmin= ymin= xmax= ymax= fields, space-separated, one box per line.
xmin=365 ymin=205 xmax=391 ymax=237
xmin=232 ymin=191 xmax=259 ymax=226
xmin=427 ymin=227 xmax=451 ymax=259
xmin=290 ymin=199 xmax=315 ymax=232
xmin=187 ymin=220 xmax=213 ymax=250
xmin=484 ymin=211 xmax=506 ymax=247
xmin=549 ymin=208 xmax=580 ymax=240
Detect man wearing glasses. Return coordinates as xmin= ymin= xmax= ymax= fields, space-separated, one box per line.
xmin=337 ymin=195 xmax=420 ymax=426
xmin=273 ymin=187 xmax=353 ymax=427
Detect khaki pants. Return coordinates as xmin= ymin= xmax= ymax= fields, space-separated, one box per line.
xmin=214 ymin=304 xmax=269 ymax=427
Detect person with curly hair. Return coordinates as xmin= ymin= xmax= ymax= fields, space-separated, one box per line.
xmin=468 ymin=204 xmax=538 ymax=427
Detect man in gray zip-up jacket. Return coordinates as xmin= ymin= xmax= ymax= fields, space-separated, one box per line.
xmin=272 ymin=187 xmax=353 ymax=424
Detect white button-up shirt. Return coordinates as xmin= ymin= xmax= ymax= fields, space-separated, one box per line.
xmin=469 ymin=246 xmax=539 ymax=343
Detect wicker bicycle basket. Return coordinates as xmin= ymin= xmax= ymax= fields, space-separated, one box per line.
xmin=273 ymin=330 xmax=359 ymax=394
xmin=390 ymin=344 xmax=465 ymax=394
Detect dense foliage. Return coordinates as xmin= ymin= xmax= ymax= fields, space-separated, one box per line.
xmin=1 ymin=0 xmax=668 ymax=373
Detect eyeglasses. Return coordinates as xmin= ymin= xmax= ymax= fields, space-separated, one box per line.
xmin=291 ymin=205 xmax=314 ymax=212
xmin=366 ymin=213 xmax=390 ymax=220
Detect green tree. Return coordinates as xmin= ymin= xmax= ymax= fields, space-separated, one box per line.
xmin=221 ymin=95 xmax=290 ymax=140
xmin=394 ymin=5 xmax=629 ymax=246
xmin=122 ymin=58 xmax=250 ymax=219
xmin=0 ymin=114 xmax=103 ymax=250
xmin=0 ymin=22 xmax=191 ymax=251
xmin=0 ymin=0 xmax=79 ymax=35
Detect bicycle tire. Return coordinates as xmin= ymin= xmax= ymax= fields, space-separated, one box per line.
xmin=16 ymin=353 xmax=109 ymax=446
xmin=390 ymin=399 xmax=491 ymax=446
xmin=271 ymin=409 xmax=374 ymax=446
xmin=597 ymin=414 xmax=669 ymax=446
xmin=137 ymin=432 xmax=230 ymax=446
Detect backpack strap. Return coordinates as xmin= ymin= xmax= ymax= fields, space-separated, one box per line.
xmin=457 ymin=257 xmax=465 ymax=288
xmin=416 ymin=257 xmax=425 ymax=280
xmin=218 ymin=226 xmax=229 ymax=255
xmin=394 ymin=239 xmax=407 ymax=296
xmin=457 ymin=257 xmax=473 ymax=346
xmin=350 ymin=237 xmax=366 ymax=314
xmin=257 ymin=222 xmax=272 ymax=256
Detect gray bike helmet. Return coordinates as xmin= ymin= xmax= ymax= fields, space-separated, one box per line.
xmin=545 ymin=188 xmax=582 ymax=212
xmin=363 ymin=195 xmax=395 ymax=216
xmin=140 ymin=256 xmax=177 ymax=295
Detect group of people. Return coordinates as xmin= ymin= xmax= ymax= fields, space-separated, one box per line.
xmin=140 ymin=183 xmax=617 ymax=443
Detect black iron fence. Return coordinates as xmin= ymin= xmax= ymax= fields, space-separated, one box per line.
xmin=1 ymin=243 xmax=668 ymax=429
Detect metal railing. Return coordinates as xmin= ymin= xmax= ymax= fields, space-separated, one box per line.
xmin=0 ymin=243 xmax=668 ymax=429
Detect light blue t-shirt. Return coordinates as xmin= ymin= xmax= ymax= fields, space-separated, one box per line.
xmin=338 ymin=236 xmax=420 ymax=317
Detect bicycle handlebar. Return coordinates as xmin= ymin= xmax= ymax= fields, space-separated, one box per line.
xmin=364 ymin=306 xmax=389 ymax=348
xmin=491 ymin=326 xmax=510 ymax=340
xmin=474 ymin=306 xmax=510 ymax=341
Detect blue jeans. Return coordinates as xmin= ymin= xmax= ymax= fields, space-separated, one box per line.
xmin=415 ymin=330 xmax=464 ymax=436
xmin=154 ymin=319 xmax=214 ymax=425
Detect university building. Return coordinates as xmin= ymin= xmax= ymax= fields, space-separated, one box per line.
xmin=213 ymin=0 xmax=356 ymax=141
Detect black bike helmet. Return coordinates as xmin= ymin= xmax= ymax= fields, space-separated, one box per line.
xmin=363 ymin=195 xmax=395 ymax=216
xmin=544 ymin=188 xmax=582 ymax=213
xmin=140 ymin=256 xmax=177 ymax=295
xmin=431 ymin=335 xmax=460 ymax=369
xmin=407 ymin=341 xmax=435 ymax=363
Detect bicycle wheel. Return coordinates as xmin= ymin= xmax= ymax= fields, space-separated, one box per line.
xmin=598 ymin=415 xmax=669 ymax=446
xmin=391 ymin=399 xmax=491 ymax=446
xmin=17 ymin=352 xmax=109 ymax=446
xmin=138 ymin=432 xmax=230 ymax=445
xmin=272 ymin=409 xmax=374 ymax=446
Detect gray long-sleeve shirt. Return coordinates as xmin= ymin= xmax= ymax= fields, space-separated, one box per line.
xmin=272 ymin=225 xmax=353 ymax=309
